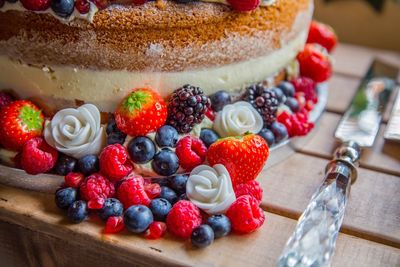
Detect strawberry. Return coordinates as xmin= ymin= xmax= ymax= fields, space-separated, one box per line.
xmin=307 ymin=21 xmax=338 ymax=53
xmin=20 ymin=0 xmax=51 ymax=11
xmin=227 ymin=0 xmax=260 ymax=12
xmin=297 ymin=44 xmax=333 ymax=83
xmin=0 ymin=100 xmax=44 ymax=151
xmin=115 ymin=88 xmax=167 ymax=137
xmin=207 ymin=134 xmax=269 ymax=185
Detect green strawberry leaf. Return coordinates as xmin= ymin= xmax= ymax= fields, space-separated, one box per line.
xmin=19 ymin=105 xmax=43 ymax=131
xmin=123 ymin=91 xmax=150 ymax=113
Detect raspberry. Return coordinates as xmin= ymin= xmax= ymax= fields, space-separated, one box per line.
xmin=166 ymin=200 xmax=202 ymax=239
xmin=227 ymin=0 xmax=260 ymax=12
xmin=292 ymin=77 xmax=317 ymax=103
xmin=116 ymin=175 xmax=151 ymax=208
xmin=104 ymin=216 xmax=125 ymax=234
xmin=226 ymin=195 xmax=265 ymax=234
xmin=99 ymin=144 xmax=133 ymax=182
xmin=144 ymin=183 xmax=161 ymax=199
xmin=234 ymin=180 xmax=263 ymax=204
xmin=0 ymin=92 xmax=14 ymax=109
xmin=75 ymin=0 xmax=90 ymax=14
xmin=20 ymin=137 xmax=58 ymax=175
xmin=175 ymin=136 xmax=207 ymax=171
xmin=80 ymin=173 xmax=115 ymax=209
xmin=20 ymin=0 xmax=50 ymax=10
xmin=297 ymin=44 xmax=332 ymax=83
xmin=64 ymin=172 xmax=85 ymax=188
xmin=144 ymin=221 xmax=167 ymax=240
xmin=277 ymin=111 xmax=314 ymax=137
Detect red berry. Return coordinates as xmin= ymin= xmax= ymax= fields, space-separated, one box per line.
xmin=20 ymin=137 xmax=58 ymax=175
xmin=166 ymin=200 xmax=202 ymax=239
xmin=91 ymin=0 xmax=107 ymax=9
xmin=226 ymin=195 xmax=265 ymax=234
xmin=297 ymin=44 xmax=332 ymax=83
xmin=277 ymin=110 xmax=314 ymax=137
xmin=100 ymin=144 xmax=133 ymax=182
xmin=104 ymin=216 xmax=125 ymax=234
xmin=307 ymin=21 xmax=338 ymax=53
xmin=205 ymin=108 xmax=215 ymax=121
xmin=144 ymin=183 xmax=161 ymax=199
xmin=64 ymin=172 xmax=85 ymax=188
xmin=75 ymin=0 xmax=90 ymax=14
xmin=132 ymin=0 xmax=147 ymax=4
xmin=0 ymin=92 xmax=14 ymax=110
xmin=80 ymin=173 xmax=115 ymax=209
xmin=292 ymin=77 xmax=317 ymax=103
xmin=116 ymin=175 xmax=151 ymax=208
xmin=227 ymin=0 xmax=260 ymax=12
xmin=20 ymin=0 xmax=50 ymax=10
xmin=234 ymin=180 xmax=263 ymax=204
xmin=144 ymin=221 xmax=167 ymax=239
xmin=175 ymin=136 xmax=207 ymax=171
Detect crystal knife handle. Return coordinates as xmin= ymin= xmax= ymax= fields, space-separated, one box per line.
xmin=278 ymin=142 xmax=361 ymax=267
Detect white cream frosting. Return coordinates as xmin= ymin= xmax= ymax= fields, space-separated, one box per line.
xmin=186 ymin=164 xmax=236 ymax=215
xmin=44 ymin=104 xmax=106 ymax=159
xmin=213 ymin=101 xmax=263 ymax=137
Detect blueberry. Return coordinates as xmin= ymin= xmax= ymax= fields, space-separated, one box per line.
xmin=285 ymin=97 xmax=300 ymax=113
xmin=67 ymin=200 xmax=88 ymax=223
xmin=209 ymin=90 xmax=231 ymax=112
xmin=55 ymin=187 xmax=77 ymax=209
xmin=124 ymin=205 xmax=153 ymax=233
xmin=207 ymin=215 xmax=231 ymax=238
xmin=169 ymin=174 xmax=188 ymax=195
xmin=258 ymin=128 xmax=275 ymax=147
xmin=155 ymin=125 xmax=179 ymax=148
xmin=200 ymin=128 xmax=219 ymax=148
xmin=271 ymin=87 xmax=285 ymax=104
xmin=149 ymin=198 xmax=172 ymax=221
xmin=159 ymin=186 xmax=178 ymax=205
xmin=51 ymin=0 xmax=74 ymax=18
xmin=151 ymin=149 xmax=179 ymax=176
xmin=270 ymin=122 xmax=288 ymax=143
xmin=107 ymin=132 xmax=126 ymax=145
xmin=106 ymin=115 xmax=119 ymax=135
xmin=77 ymin=154 xmax=99 ymax=175
xmin=278 ymin=81 xmax=295 ymax=97
xmin=99 ymin=198 xmax=123 ymax=221
xmin=54 ymin=154 xmax=77 ymax=176
xmin=128 ymin=136 xmax=156 ymax=164
xmin=151 ymin=177 xmax=170 ymax=187
xmin=191 ymin=224 xmax=214 ymax=248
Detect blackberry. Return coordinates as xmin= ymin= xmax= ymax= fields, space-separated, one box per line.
xmin=243 ymin=84 xmax=279 ymax=127
xmin=167 ymin=85 xmax=211 ymax=134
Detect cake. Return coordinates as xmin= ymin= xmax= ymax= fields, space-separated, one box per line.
xmin=0 ymin=0 xmax=337 ymax=247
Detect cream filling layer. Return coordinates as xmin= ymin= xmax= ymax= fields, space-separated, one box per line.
xmin=0 ymin=29 xmax=307 ymax=112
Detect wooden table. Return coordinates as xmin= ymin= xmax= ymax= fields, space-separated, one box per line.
xmin=1 ymin=44 xmax=400 ymax=267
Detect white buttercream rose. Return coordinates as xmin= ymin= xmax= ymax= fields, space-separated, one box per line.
xmin=44 ymin=104 xmax=106 ymax=159
xmin=186 ymin=164 xmax=236 ymax=215
xmin=213 ymin=101 xmax=263 ymax=137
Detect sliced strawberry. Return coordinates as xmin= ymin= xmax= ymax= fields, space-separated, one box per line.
xmin=297 ymin=44 xmax=332 ymax=83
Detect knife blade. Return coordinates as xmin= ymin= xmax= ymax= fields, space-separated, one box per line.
xmin=278 ymin=60 xmax=399 ymax=267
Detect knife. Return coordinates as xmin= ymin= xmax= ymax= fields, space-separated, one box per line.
xmin=278 ymin=60 xmax=399 ymax=267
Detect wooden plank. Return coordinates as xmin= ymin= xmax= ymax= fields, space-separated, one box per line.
xmin=0 ymin=185 xmax=399 ymax=267
xmin=260 ymin=153 xmax=400 ymax=248
xmin=293 ymin=112 xmax=400 ymax=175
xmin=326 ymin=74 xmax=359 ymax=114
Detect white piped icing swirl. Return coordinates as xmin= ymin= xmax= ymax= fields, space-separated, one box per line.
xmin=186 ymin=164 xmax=236 ymax=215
xmin=213 ymin=101 xmax=263 ymax=137
xmin=44 ymin=104 xmax=106 ymax=159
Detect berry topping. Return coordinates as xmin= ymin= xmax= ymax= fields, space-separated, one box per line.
xmin=64 ymin=172 xmax=85 ymax=188
xmin=0 ymin=100 xmax=44 ymax=151
xmin=227 ymin=0 xmax=260 ymax=12
xmin=99 ymin=198 xmax=124 ymax=221
xmin=75 ymin=0 xmax=90 ymax=14
xmin=155 ymin=125 xmax=179 ymax=148
xmin=144 ymin=183 xmax=161 ymax=199
xmin=77 ymin=154 xmax=99 ymax=176
xmin=169 ymin=174 xmax=188 ymax=195
xmin=175 ymin=136 xmax=207 ymax=171
xmin=191 ymin=224 xmax=214 ymax=248
xmin=167 ymin=84 xmax=211 ymax=134
xmin=209 ymin=90 xmax=232 ymax=112
xmin=117 ymin=176 xmax=151 ymax=208
xmin=166 ymin=200 xmax=202 ymax=239
xmin=270 ymin=121 xmax=289 ymax=143
xmin=200 ymin=128 xmax=220 ymax=148
xmin=207 ymin=214 xmax=231 ymax=238
xmin=291 ymin=77 xmax=318 ymax=103
xmin=159 ymin=186 xmax=178 ymax=205
xmin=205 ymin=108 xmax=215 ymax=121
xmin=226 ymin=195 xmax=265 ymax=234
xmin=297 ymin=44 xmax=332 ymax=83
xmin=128 ymin=136 xmax=156 ymax=164
xmin=149 ymin=198 xmax=172 ymax=221
xmin=277 ymin=111 xmax=314 ymax=137
xmin=271 ymin=87 xmax=285 ymax=104
xmin=54 ymin=154 xmax=77 ymax=176
xmin=80 ymin=173 xmax=115 ymax=209
xmin=20 ymin=137 xmax=58 ymax=175
xmin=20 ymin=0 xmax=50 ymax=11
xmin=151 ymin=149 xmax=179 ymax=177
xmin=51 ymin=0 xmax=74 ymax=18
xmin=0 ymin=92 xmax=14 ymax=109
xmin=106 ymin=115 xmax=126 ymax=145
xmin=104 ymin=216 xmax=125 ymax=234
xmin=207 ymin=134 xmax=269 ymax=185
xmin=55 ymin=187 xmax=77 ymax=210
xmin=285 ymin=97 xmax=300 ymax=113
xmin=144 ymin=221 xmax=167 ymax=240
xmin=99 ymin=144 xmax=133 ymax=182
xmin=124 ymin=205 xmax=154 ymax=233
xmin=307 ymin=21 xmax=338 ymax=53
xmin=115 ymin=88 xmax=167 ymax=137
xmin=243 ymin=84 xmax=279 ymax=127
xmin=257 ymin=128 xmax=275 ymax=147
xmin=277 ymin=81 xmax=295 ymax=97
xmin=67 ymin=200 xmax=88 ymax=223
xmin=234 ymin=180 xmax=263 ymax=204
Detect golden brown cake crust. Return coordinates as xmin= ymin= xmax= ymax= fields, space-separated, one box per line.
xmin=0 ymin=0 xmax=312 ymax=72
